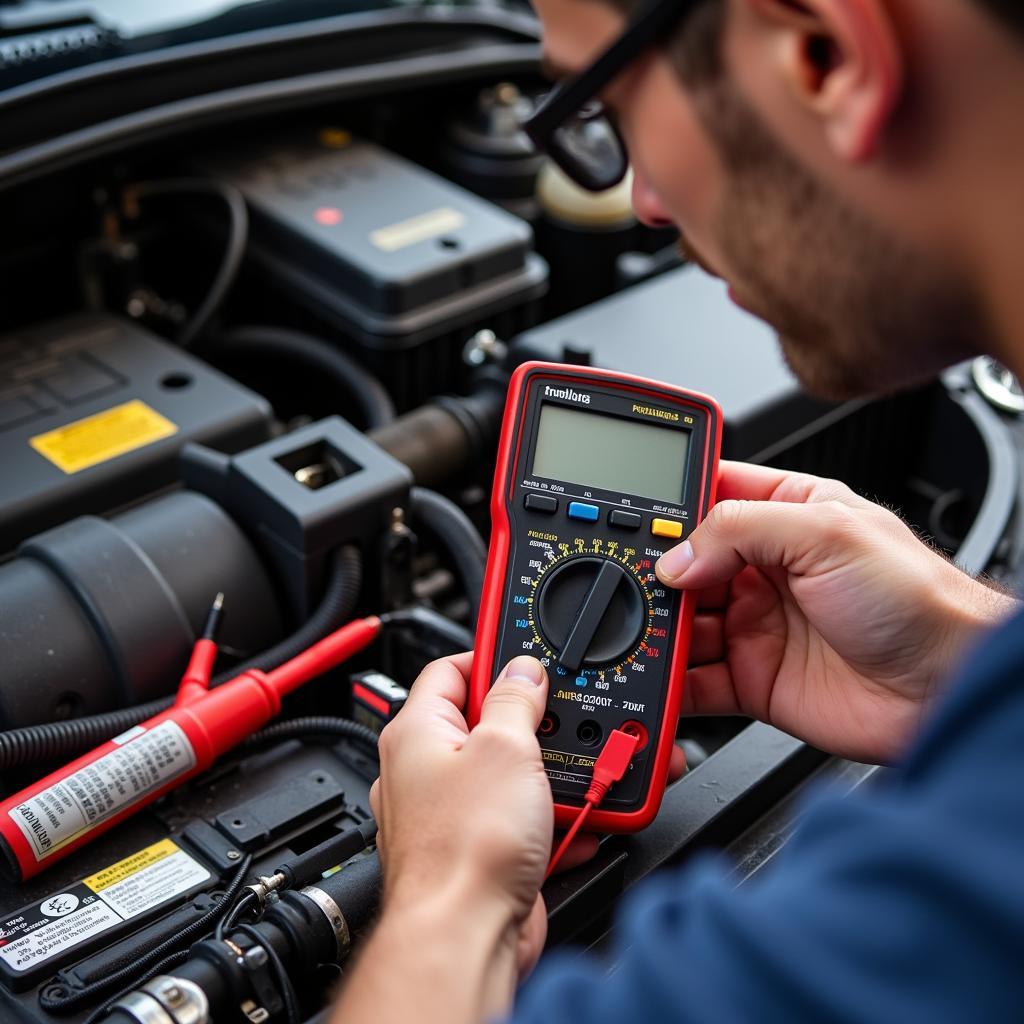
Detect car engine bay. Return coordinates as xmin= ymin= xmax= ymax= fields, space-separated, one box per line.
xmin=0 ymin=3 xmax=1022 ymax=1022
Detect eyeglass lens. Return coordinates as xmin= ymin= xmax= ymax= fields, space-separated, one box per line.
xmin=551 ymin=105 xmax=627 ymax=190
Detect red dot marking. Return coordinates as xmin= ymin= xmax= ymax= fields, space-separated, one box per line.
xmin=314 ymin=206 xmax=343 ymax=226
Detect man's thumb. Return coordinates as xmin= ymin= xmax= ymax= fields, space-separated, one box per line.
xmin=477 ymin=656 xmax=549 ymax=735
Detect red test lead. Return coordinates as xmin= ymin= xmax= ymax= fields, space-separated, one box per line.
xmin=0 ymin=615 xmax=382 ymax=882
xmin=175 ymin=592 xmax=225 ymax=707
xmin=546 ymin=728 xmax=641 ymax=880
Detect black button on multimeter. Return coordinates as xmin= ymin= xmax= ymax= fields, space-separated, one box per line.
xmin=524 ymin=493 xmax=559 ymax=514
xmin=608 ymin=509 xmax=642 ymax=530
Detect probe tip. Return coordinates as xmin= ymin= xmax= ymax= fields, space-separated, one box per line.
xmin=202 ymin=593 xmax=226 ymax=641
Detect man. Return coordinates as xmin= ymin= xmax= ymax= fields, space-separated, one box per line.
xmin=334 ymin=0 xmax=1024 ymax=1020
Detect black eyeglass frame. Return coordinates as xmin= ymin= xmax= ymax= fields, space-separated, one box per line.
xmin=523 ymin=0 xmax=702 ymax=191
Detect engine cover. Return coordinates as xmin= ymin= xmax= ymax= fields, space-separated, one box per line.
xmin=0 ymin=313 xmax=272 ymax=553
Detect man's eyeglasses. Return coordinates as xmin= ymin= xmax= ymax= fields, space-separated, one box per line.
xmin=523 ymin=0 xmax=701 ymax=192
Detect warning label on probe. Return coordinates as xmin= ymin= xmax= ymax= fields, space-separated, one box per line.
xmin=7 ymin=721 xmax=196 ymax=861
xmin=0 ymin=839 xmax=210 ymax=973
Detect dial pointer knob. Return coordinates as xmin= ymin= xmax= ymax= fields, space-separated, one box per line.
xmin=535 ymin=556 xmax=646 ymax=673
xmin=558 ymin=560 xmax=627 ymax=673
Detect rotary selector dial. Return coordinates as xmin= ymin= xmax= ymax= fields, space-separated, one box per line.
xmin=518 ymin=534 xmax=667 ymax=683
xmin=536 ymin=556 xmax=646 ymax=672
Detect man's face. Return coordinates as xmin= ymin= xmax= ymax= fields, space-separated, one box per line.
xmin=533 ymin=0 xmax=984 ymax=401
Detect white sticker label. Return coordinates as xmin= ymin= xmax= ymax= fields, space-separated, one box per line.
xmin=7 ymin=722 xmax=196 ymax=861
xmin=94 ymin=846 xmax=209 ymax=919
xmin=112 ymin=724 xmax=146 ymax=746
xmin=0 ymin=901 xmax=121 ymax=973
xmin=0 ymin=840 xmax=212 ymax=974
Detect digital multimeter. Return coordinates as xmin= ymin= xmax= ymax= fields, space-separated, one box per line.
xmin=470 ymin=362 xmax=722 ymax=833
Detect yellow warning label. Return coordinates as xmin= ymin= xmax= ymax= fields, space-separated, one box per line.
xmin=83 ymin=838 xmax=178 ymax=892
xmin=30 ymin=400 xmax=178 ymax=475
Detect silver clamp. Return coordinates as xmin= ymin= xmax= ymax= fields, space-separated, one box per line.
xmin=300 ymin=885 xmax=351 ymax=963
xmin=973 ymin=356 xmax=1024 ymax=414
xmin=110 ymin=976 xmax=209 ymax=1024
xmin=246 ymin=872 xmax=286 ymax=908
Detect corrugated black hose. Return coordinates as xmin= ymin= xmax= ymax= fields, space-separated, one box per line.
xmin=243 ymin=715 xmax=380 ymax=755
xmin=0 ymin=547 xmax=362 ymax=771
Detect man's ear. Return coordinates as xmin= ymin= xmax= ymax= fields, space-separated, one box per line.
xmin=744 ymin=0 xmax=904 ymax=161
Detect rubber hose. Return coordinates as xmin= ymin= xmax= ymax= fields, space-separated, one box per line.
xmin=243 ymin=716 xmax=380 ymax=754
xmin=410 ymin=487 xmax=487 ymax=627
xmin=126 ymin=179 xmax=249 ymax=349
xmin=210 ymin=546 xmax=362 ymax=685
xmin=210 ymin=326 xmax=396 ymax=429
xmin=0 ymin=548 xmax=362 ymax=771
xmin=234 ymin=924 xmax=301 ymax=1024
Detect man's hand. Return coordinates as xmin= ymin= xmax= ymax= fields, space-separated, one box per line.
xmin=366 ymin=654 xmax=564 ymax=993
xmin=333 ymin=654 xmax=600 ymax=1024
xmin=658 ymin=462 xmax=1018 ymax=764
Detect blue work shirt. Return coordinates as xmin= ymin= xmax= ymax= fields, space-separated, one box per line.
xmin=515 ymin=607 xmax=1024 ymax=1022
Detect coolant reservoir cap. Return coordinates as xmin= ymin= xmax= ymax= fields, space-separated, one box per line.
xmin=537 ymin=160 xmax=636 ymax=230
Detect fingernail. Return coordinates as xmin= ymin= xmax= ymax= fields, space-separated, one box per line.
xmin=502 ymin=656 xmax=546 ymax=686
xmin=657 ymin=541 xmax=694 ymax=582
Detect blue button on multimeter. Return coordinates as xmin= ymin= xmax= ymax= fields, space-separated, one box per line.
xmin=568 ymin=502 xmax=600 ymax=522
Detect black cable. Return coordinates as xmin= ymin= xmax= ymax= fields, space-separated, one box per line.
xmin=209 ymin=325 xmax=396 ymax=429
xmin=242 ymin=716 xmax=380 ymax=756
xmin=235 ymin=923 xmax=301 ymax=1024
xmin=214 ymin=819 xmax=376 ymax=950
xmin=274 ymin=818 xmax=378 ymax=891
xmin=0 ymin=546 xmax=362 ymax=771
xmin=82 ymin=950 xmax=190 ymax=1024
xmin=216 ymin=889 xmax=260 ymax=943
xmin=126 ymin=178 xmax=249 ymax=348
xmin=210 ymin=545 xmax=362 ymax=685
xmin=380 ymin=606 xmax=475 ymax=651
xmin=410 ymin=487 xmax=487 ymax=627
xmin=41 ymin=855 xmax=253 ymax=1014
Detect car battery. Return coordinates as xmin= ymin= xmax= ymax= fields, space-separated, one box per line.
xmin=199 ymin=129 xmax=548 ymax=409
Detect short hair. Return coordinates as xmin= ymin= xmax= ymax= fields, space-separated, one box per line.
xmin=978 ymin=0 xmax=1024 ymax=31
xmin=605 ymin=0 xmax=1022 ymax=84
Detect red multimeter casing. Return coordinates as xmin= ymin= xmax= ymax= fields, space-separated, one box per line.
xmin=469 ymin=362 xmax=722 ymax=832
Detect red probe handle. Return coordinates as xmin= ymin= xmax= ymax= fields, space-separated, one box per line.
xmin=175 ymin=637 xmax=220 ymax=707
xmin=0 ymin=616 xmax=381 ymax=881
xmin=267 ymin=616 xmax=382 ymax=697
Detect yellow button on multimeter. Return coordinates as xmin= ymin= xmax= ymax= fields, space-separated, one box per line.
xmin=651 ymin=519 xmax=683 ymax=539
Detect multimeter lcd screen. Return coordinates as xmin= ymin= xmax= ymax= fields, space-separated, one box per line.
xmin=532 ymin=403 xmax=690 ymax=503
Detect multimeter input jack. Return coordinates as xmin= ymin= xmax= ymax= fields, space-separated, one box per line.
xmin=620 ymin=720 xmax=649 ymax=752
xmin=539 ymin=711 xmax=560 ymax=738
xmin=576 ymin=719 xmax=604 ymax=748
